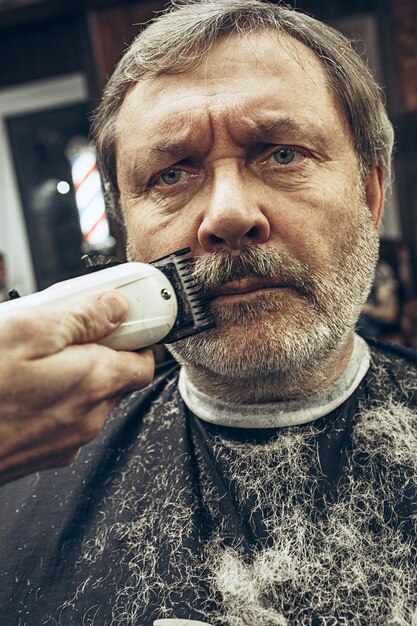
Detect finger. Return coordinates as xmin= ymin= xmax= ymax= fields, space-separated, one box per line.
xmin=54 ymin=290 xmax=129 ymax=349
xmin=21 ymin=344 xmax=155 ymax=412
xmin=1 ymin=290 xmax=129 ymax=359
xmin=79 ymin=346 xmax=156 ymax=406
xmin=0 ymin=392 xmax=119 ymax=471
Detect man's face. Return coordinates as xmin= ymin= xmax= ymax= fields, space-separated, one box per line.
xmin=116 ymin=31 xmax=381 ymax=394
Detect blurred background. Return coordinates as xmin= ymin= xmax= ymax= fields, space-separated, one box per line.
xmin=0 ymin=0 xmax=416 ymax=345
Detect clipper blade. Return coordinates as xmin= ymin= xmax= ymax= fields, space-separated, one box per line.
xmin=151 ymin=247 xmax=215 ymax=343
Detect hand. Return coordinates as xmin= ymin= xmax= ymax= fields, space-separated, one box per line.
xmin=0 ymin=291 xmax=155 ymax=484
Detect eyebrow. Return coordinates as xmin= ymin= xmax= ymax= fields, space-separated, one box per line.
xmin=127 ymin=147 xmax=194 ymax=187
xmin=238 ymin=115 xmax=330 ymax=151
xmin=149 ymin=139 xmax=197 ymax=161
xmin=123 ymin=127 xmax=211 ymax=183
xmin=121 ymin=114 xmax=330 ymax=183
xmin=248 ymin=117 xmax=302 ymax=139
xmin=147 ymin=116 xmax=329 ymax=156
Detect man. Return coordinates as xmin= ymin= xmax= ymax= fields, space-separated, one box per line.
xmin=0 ymin=1 xmax=416 ymax=625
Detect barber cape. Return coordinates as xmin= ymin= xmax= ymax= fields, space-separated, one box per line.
xmin=0 ymin=337 xmax=416 ymax=626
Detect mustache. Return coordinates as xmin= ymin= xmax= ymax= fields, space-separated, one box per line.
xmin=189 ymin=246 xmax=316 ymax=297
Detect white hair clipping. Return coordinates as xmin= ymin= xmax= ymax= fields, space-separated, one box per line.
xmin=153 ymin=617 xmax=213 ymax=626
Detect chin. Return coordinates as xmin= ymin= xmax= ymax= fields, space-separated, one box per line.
xmin=170 ymin=308 xmax=336 ymax=379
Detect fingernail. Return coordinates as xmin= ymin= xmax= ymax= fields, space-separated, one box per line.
xmin=98 ymin=292 xmax=127 ymax=323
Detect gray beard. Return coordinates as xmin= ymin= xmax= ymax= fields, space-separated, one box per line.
xmin=70 ymin=363 xmax=417 ymax=625
xmin=167 ymin=199 xmax=379 ymax=401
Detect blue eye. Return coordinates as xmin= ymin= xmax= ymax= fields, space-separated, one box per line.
xmin=273 ymin=148 xmax=296 ymax=165
xmin=160 ymin=169 xmax=182 ymax=185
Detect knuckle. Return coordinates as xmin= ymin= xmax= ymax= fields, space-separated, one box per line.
xmin=83 ymin=378 xmax=114 ymax=406
xmin=140 ymin=363 xmax=155 ymax=387
xmin=76 ymin=409 xmax=110 ymax=443
xmin=60 ymin=309 xmax=99 ymax=344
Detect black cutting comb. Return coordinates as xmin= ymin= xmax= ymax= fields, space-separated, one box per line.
xmin=83 ymin=247 xmax=215 ymax=343
xmin=150 ymin=247 xmax=215 ymax=343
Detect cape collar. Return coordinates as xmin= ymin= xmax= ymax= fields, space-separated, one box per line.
xmin=178 ymin=335 xmax=370 ymax=429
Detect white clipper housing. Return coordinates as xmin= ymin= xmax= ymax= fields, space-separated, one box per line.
xmin=0 ymin=263 xmax=178 ymax=351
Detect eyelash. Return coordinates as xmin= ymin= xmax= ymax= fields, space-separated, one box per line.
xmin=149 ymin=165 xmax=194 ymax=189
xmin=263 ymin=145 xmax=308 ymax=166
xmin=149 ymin=145 xmax=308 ymax=189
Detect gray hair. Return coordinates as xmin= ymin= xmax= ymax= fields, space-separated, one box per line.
xmin=91 ymin=0 xmax=394 ymax=219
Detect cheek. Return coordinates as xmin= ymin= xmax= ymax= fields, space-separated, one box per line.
xmin=123 ymin=204 xmax=200 ymax=263
xmin=268 ymin=181 xmax=357 ymax=268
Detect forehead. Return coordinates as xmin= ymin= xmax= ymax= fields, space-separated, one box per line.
xmin=116 ymin=31 xmax=349 ymax=155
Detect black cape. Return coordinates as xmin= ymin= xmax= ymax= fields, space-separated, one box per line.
xmin=0 ymin=340 xmax=416 ymax=625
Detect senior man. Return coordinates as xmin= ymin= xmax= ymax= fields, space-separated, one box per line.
xmin=0 ymin=1 xmax=416 ymax=625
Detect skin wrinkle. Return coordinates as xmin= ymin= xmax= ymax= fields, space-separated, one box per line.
xmin=118 ymin=106 xmax=339 ymax=197
xmin=92 ymin=2 xmax=395 ymax=221
xmin=116 ymin=36 xmax=351 ymax=196
xmin=201 ymin=31 xmax=322 ymax=99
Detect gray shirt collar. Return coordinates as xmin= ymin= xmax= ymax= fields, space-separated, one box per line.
xmin=178 ymin=334 xmax=370 ymax=429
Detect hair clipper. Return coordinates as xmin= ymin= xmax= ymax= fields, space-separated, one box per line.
xmin=1 ymin=248 xmax=215 ymax=351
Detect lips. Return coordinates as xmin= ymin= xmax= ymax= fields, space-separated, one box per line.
xmin=206 ymin=278 xmax=284 ymax=300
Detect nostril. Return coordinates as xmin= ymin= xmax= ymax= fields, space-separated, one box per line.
xmin=208 ymin=233 xmax=224 ymax=245
xmin=198 ymin=211 xmax=270 ymax=252
xmin=246 ymin=226 xmax=258 ymax=239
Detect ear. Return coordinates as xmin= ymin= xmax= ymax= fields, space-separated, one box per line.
xmin=364 ymin=166 xmax=384 ymax=229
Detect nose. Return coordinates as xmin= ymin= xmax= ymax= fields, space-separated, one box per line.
xmin=197 ymin=168 xmax=271 ymax=252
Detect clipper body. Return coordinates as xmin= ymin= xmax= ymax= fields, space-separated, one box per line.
xmin=1 ymin=249 xmax=214 ymax=351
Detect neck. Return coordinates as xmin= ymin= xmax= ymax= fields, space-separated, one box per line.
xmin=181 ymin=332 xmax=356 ymax=403
xmin=179 ymin=334 xmax=371 ymax=428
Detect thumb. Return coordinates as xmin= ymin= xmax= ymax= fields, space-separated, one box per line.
xmin=58 ymin=290 xmax=128 ymax=347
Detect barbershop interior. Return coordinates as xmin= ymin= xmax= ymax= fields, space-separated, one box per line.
xmin=0 ymin=0 xmax=416 ymax=347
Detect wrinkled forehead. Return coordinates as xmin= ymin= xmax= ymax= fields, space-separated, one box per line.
xmin=116 ymin=30 xmax=344 ymax=143
xmin=120 ymin=30 xmax=334 ymax=111
xmin=181 ymin=29 xmax=328 ymax=82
